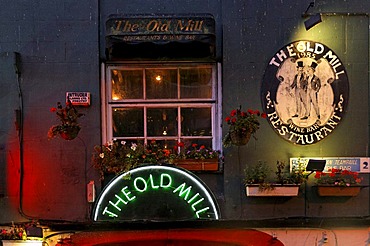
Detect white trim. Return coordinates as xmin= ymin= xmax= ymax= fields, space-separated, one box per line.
xmin=100 ymin=63 xmax=107 ymax=144
xmin=103 ymin=62 xmax=222 ymax=148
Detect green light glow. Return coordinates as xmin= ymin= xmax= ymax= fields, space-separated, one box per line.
xmin=149 ymin=174 xmax=159 ymax=189
xmin=187 ymin=193 xmax=200 ymax=204
xmin=121 ymin=186 xmax=136 ymax=201
xmin=93 ymin=166 xmax=220 ymax=221
xmin=173 ymin=183 xmax=192 ymax=200
xmin=160 ymin=173 xmax=172 ymax=188
xmin=134 ymin=177 xmax=147 ymax=192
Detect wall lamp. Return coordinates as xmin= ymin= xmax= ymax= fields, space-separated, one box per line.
xmin=304 ymin=13 xmax=322 ymax=31
xmin=306 ymin=159 xmax=326 ymax=173
xmin=302 ymin=1 xmax=322 ymax=30
xmin=302 ymin=1 xmax=369 ymax=31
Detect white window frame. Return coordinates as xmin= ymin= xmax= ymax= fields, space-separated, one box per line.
xmin=101 ymin=62 xmax=222 ymax=151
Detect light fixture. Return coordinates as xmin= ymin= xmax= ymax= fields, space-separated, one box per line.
xmin=304 ymin=13 xmax=322 ymax=30
xmin=155 ymin=75 xmax=162 ymax=82
xmin=306 ymin=159 xmax=326 ymax=172
xmin=302 ymin=1 xmax=322 ymax=31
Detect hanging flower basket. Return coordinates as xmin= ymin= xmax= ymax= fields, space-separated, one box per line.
xmin=60 ymin=126 xmax=81 ymax=140
xmin=230 ymin=130 xmax=252 ymax=146
xmin=316 ymin=185 xmax=361 ymax=197
xmin=222 ymin=106 xmax=267 ymax=147
xmin=48 ymin=101 xmax=84 ymax=141
xmin=246 ymin=184 xmax=300 ymax=197
xmin=174 ymin=158 xmax=219 ymax=171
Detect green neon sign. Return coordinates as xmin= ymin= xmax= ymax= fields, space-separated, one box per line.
xmin=93 ymin=165 xmax=220 ymax=221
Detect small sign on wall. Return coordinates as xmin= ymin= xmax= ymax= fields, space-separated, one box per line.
xmin=66 ymin=92 xmax=90 ymax=106
xmin=290 ymin=157 xmax=370 ymax=173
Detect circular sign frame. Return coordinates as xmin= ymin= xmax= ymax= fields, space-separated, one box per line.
xmin=261 ymin=40 xmax=349 ymax=145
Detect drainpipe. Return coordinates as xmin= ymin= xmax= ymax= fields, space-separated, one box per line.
xmin=14 ymin=52 xmax=38 ymax=220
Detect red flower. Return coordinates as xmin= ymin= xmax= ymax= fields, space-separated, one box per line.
xmin=230 ymin=109 xmax=237 ymax=116
xmin=261 ymin=112 xmax=267 ymax=118
xmin=225 ymin=116 xmax=231 ymax=122
xmin=341 ymin=170 xmax=349 ymax=175
xmin=50 ymin=107 xmax=57 ymax=112
xmin=200 ymin=145 xmax=205 ymax=149
xmin=177 ymin=142 xmax=185 ymax=147
xmin=247 ymin=109 xmax=254 ymax=114
xmin=192 ymin=143 xmax=198 ymax=147
xmin=231 ymin=118 xmax=237 ymax=123
xmin=163 ymin=149 xmax=170 ymax=156
xmin=254 ymin=110 xmax=260 ymax=116
xmin=314 ymin=172 xmax=322 ymax=179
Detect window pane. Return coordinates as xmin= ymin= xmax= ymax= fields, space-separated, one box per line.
xmin=146 ymin=69 xmax=177 ymax=99
xmin=180 ymin=68 xmax=212 ymax=98
xmin=181 ymin=108 xmax=212 ymax=136
xmin=111 ymin=69 xmax=143 ymax=100
xmin=112 ymin=108 xmax=144 ymax=137
xmin=147 ymin=108 xmax=178 ymax=137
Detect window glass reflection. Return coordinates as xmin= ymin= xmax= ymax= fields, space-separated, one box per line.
xmin=146 ymin=69 xmax=177 ymax=99
xmin=181 ymin=108 xmax=212 ymax=136
xmin=111 ymin=69 xmax=143 ymax=100
xmin=147 ymin=108 xmax=178 ymax=137
xmin=180 ymin=68 xmax=212 ymax=98
xmin=112 ymin=108 xmax=144 ymax=137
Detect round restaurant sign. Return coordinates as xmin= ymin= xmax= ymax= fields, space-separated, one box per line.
xmin=261 ymin=40 xmax=349 ymax=145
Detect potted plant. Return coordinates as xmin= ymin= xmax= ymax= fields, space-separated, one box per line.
xmin=173 ymin=142 xmax=221 ymax=171
xmin=0 ymin=221 xmax=39 ymax=242
xmin=0 ymin=225 xmax=26 ymax=240
xmin=223 ymin=106 xmax=267 ymax=147
xmin=314 ymin=168 xmax=363 ymax=196
xmin=92 ymin=140 xmax=174 ymax=180
xmin=47 ymin=101 xmax=84 ymax=140
xmin=244 ymin=160 xmax=305 ymax=196
xmin=92 ymin=140 xmax=221 ymax=180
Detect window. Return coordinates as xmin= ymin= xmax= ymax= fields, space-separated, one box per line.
xmin=103 ymin=62 xmax=221 ymax=151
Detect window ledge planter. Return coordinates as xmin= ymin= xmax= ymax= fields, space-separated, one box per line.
xmin=173 ymin=158 xmax=219 ymax=171
xmin=316 ymin=185 xmax=362 ymax=197
xmin=246 ymin=184 xmax=300 ymax=197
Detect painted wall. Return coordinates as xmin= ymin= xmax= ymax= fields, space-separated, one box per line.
xmin=0 ymin=0 xmax=100 ymax=222
xmin=0 ymin=0 xmax=368 ymax=227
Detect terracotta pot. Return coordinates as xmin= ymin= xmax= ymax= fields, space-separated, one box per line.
xmin=230 ymin=130 xmax=251 ymax=146
xmin=174 ymin=158 xmax=219 ymax=171
xmin=246 ymin=184 xmax=300 ymax=197
xmin=60 ymin=126 xmax=80 ymax=140
xmin=317 ymin=185 xmax=361 ymax=196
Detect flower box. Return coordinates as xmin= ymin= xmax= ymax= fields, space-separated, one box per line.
xmin=316 ymin=185 xmax=361 ymax=197
xmin=246 ymin=184 xmax=300 ymax=197
xmin=173 ymin=158 xmax=219 ymax=171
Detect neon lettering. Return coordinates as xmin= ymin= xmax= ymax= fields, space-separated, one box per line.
xmin=134 ymin=177 xmax=147 ymax=192
xmin=173 ymin=183 xmax=192 ymax=200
